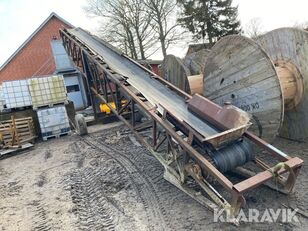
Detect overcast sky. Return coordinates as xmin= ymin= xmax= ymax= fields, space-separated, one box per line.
xmin=0 ymin=0 xmax=308 ymax=66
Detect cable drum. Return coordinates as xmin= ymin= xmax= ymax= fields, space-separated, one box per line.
xmin=210 ymin=139 xmax=253 ymax=173
xmin=183 ymin=49 xmax=210 ymax=75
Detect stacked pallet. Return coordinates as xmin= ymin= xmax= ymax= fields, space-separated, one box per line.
xmin=1 ymin=75 xmax=71 ymax=141
xmin=0 ymin=116 xmax=35 ymax=149
xmin=30 ymin=76 xmax=71 ymax=141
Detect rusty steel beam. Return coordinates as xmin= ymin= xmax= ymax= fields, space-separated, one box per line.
xmin=233 ymin=157 xmax=302 ymax=193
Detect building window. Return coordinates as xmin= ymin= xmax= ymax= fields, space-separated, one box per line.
xmin=66 ymin=84 xmax=80 ymax=93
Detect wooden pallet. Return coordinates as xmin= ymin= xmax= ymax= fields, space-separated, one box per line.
xmin=0 ymin=116 xmax=36 ymax=148
xmin=42 ymin=131 xmax=71 ymax=141
xmin=0 ymin=143 xmax=34 ymax=156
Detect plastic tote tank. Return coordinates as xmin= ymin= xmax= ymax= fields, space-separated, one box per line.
xmin=28 ymin=75 xmax=68 ymax=109
xmin=2 ymin=80 xmax=32 ymax=108
xmin=37 ymin=105 xmax=70 ymax=140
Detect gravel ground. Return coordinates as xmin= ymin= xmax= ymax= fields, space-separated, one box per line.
xmin=0 ymin=123 xmax=307 ymax=231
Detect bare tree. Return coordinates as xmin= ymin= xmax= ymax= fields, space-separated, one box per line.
xmin=144 ymin=0 xmax=182 ymax=58
xmin=244 ymin=18 xmax=265 ymax=39
xmin=85 ymin=0 xmax=158 ymax=59
xmin=99 ymin=19 xmax=136 ymax=57
xmin=293 ymin=21 xmax=308 ymax=30
xmin=125 ymin=1 xmax=159 ymax=59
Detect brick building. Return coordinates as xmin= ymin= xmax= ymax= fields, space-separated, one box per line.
xmin=0 ymin=12 xmax=73 ymax=83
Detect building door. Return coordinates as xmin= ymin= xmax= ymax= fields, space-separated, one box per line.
xmin=64 ymin=75 xmax=85 ymax=110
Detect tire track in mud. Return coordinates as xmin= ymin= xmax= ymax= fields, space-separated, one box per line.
xmin=83 ymin=134 xmax=173 ymax=231
xmin=66 ymin=140 xmax=119 ymax=231
xmin=70 ymin=168 xmax=116 ymax=231
xmin=107 ymin=138 xmax=176 ymax=226
xmin=93 ymin=131 xmax=211 ymax=231
xmin=29 ymin=200 xmax=53 ymax=231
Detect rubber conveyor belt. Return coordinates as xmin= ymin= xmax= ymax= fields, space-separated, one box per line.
xmin=70 ymin=28 xmax=219 ymax=137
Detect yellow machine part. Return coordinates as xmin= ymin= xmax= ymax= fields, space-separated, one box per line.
xmin=100 ymin=100 xmax=127 ymax=114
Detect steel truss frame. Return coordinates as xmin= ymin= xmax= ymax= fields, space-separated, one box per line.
xmin=60 ymin=29 xmax=303 ymax=225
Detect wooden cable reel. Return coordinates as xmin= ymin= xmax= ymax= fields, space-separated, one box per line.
xmin=183 ymin=49 xmax=210 ymax=75
xmin=161 ymin=51 xmax=208 ymax=95
xmin=203 ymin=28 xmax=308 ymax=142
xmin=257 ymin=28 xmax=308 ymax=140
xmin=161 ymin=54 xmax=192 ymax=93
